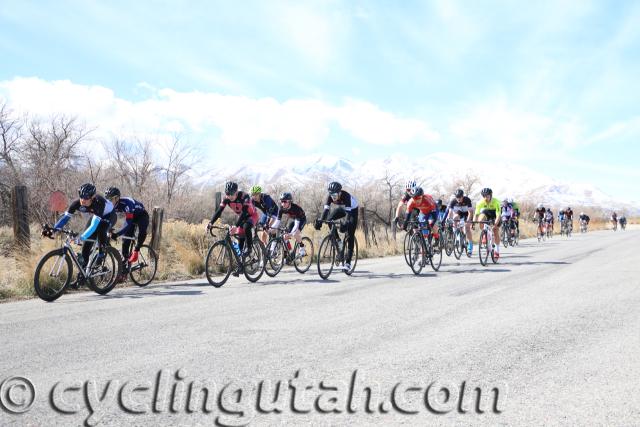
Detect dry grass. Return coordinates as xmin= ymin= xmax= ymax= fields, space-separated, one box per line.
xmin=0 ymin=217 xmax=627 ymax=301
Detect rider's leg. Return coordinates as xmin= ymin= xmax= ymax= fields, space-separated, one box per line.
xmin=242 ymin=221 xmax=254 ymax=255
xmin=344 ymin=210 xmax=358 ymax=265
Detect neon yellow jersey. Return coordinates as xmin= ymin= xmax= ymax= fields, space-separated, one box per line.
xmin=475 ymin=198 xmax=501 ymax=215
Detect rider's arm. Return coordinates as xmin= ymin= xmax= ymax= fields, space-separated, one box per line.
xmin=53 ymin=200 xmax=81 ymax=230
xmin=289 ymin=219 xmax=300 ymax=234
xmin=209 ymin=201 xmax=226 ymax=224
xmin=320 ymin=194 xmax=331 ymax=221
xmin=81 ymin=215 xmax=102 ymax=240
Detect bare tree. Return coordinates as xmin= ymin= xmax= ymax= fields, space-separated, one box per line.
xmin=104 ymin=137 xmax=158 ymax=199
xmin=163 ymin=134 xmax=197 ymax=206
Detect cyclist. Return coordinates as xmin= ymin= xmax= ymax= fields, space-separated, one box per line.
xmin=314 ymin=181 xmax=359 ymax=271
xmin=544 ymin=207 xmax=554 ymax=234
xmin=611 ymin=211 xmax=618 ymax=230
xmin=534 ymin=203 xmax=546 ymax=236
xmin=250 ymin=185 xmax=279 ymax=245
xmin=446 ymin=188 xmax=473 ymax=254
xmin=52 ymin=183 xmax=116 ymax=270
xmin=435 ymin=199 xmax=449 ymax=224
xmin=565 ymin=207 xmax=574 ymax=232
xmin=105 ymin=187 xmax=149 ymax=265
xmin=579 ymin=212 xmax=590 ymax=231
xmin=207 ymin=182 xmax=259 ymax=271
xmin=619 ymin=215 xmax=627 ymax=230
xmin=473 ymin=188 xmax=502 ymax=258
xmin=509 ymin=198 xmax=521 ymax=236
xmin=400 ymin=187 xmax=438 ymax=237
xmin=276 ymin=192 xmax=307 ymax=257
xmin=394 ymin=180 xmax=418 ymax=223
xmin=501 ymin=199 xmax=515 ymax=238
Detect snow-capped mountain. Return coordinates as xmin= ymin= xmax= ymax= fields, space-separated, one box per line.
xmin=196 ymin=153 xmax=639 ymax=214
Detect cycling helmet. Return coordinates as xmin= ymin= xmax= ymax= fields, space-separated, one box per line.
xmin=328 ymin=181 xmax=342 ymax=194
xmin=507 ymin=197 xmax=514 ymax=204
xmin=501 ymin=199 xmax=508 ymax=206
xmin=413 ymin=187 xmax=424 ymax=197
xmin=559 ymin=209 xmax=565 ymax=214
xmin=78 ymin=183 xmax=96 ymax=199
xmin=581 ymin=212 xmax=584 ymax=215
xmin=537 ymin=203 xmax=544 ymax=209
xmin=280 ymin=192 xmax=293 ymax=202
xmin=480 ymin=187 xmax=493 ymax=197
xmin=105 ymin=187 xmax=120 ymax=199
xmin=454 ymin=188 xmax=464 ymax=198
xmin=250 ymin=185 xmax=262 ymax=195
xmin=405 ymin=180 xmax=418 ymax=195
xmin=436 ymin=199 xmax=443 ymax=205
xmin=224 ymin=181 xmax=238 ymax=195
xmin=566 ymin=207 xmax=571 ymax=210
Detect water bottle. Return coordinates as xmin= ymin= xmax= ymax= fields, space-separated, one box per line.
xmin=232 ymin=241 xmax=241 ymax=256
xmin=286 ymin=240 xmax=292 ymax=251
xmin=76 ymin=252 xmax=84 ymax=266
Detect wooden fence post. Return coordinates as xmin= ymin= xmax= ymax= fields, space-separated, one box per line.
xmin=360 ymin=206 xmax=370 ymax=247
xmin=12 ymin=185 xmax=30 ymax=248
xmin=215 ymin=192 xmax=222 ymax=208
xmin=150 ymin=207 xmax=164 ymax=253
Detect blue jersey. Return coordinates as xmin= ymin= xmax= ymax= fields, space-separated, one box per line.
xmin=253 ymin=194 xmax=279 ymax=218
xmin=113 ymin=197 xmax=147 ymax=236
xmin=53 ymin=195 xmax=114 ymax=240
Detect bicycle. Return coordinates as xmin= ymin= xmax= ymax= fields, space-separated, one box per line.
xmin=452 ymin=218 xmax=471 ymax=260
xmin=580 ymin=219 xmax=588 ymax=233
xmin=560 ymin=219 xmax=572 ymax=237
xmin=316 ymin=219 xmax=359 ymax=280
xmin=545 ymin=220 xmax=553 ymax=239
xmin=536 ymin=218 xmax=546 ymax=242
xmin=264 ymin=226 xmax=314 ymax=277
xmin=404 ymin=220 xmax=442 ymax=274
xmin=204 ymin=225 xmax=265 ymax=287
xmin=500 ymin=217 xmax=518 ymax=247
xmin=443 ymin=219 xmax=455 ymax=257
xmin=34 ymin=225 xmax=120 ymax=302
xmin=473 ymin=221 xmax=498 ymax=266
xmin=117 ymin=234 xmax=158 ymax=286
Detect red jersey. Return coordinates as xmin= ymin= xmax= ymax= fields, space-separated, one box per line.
xmin=406 ymin=194 xmax=436 ymax=215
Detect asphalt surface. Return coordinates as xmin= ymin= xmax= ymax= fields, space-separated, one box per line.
xmin=1 ymin=228 xmax=639 ymax=426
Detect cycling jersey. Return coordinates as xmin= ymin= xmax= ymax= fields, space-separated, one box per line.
xmin=406 ymin=194 xmax=436 ymax=215
xmin=579 ymin=214 xmax=590 ymax=223
xmin=448 ymin=196 xmax=472 ymax=217
xmin=113 ymin=197 xmax=148 ymax=237
xmin=534 ymin=207 xmax=546 ymax=220
xmin=210 ymin=191 xmax=259 ymax=226
xmin=501 ymin=204 xmax=515 ymax=219
xmin=279 ymin=203 xmax=306 ymax=233
xmin=475 ymin=198 xmax=501 ymax=216
xmin=253 ymin=194 xmax=279 ymax=218
xmin=278 ymin=203 xmax=306 ymax=221
xmin=544 ymin=210 xmax=554 ymax=223
xmin=565 ymin=209 xmax=574 ymax=219
xmin=323 ymin=190 xmax=358 ymax=212
xmin=54 ymin=195 xmax=114 ymax=240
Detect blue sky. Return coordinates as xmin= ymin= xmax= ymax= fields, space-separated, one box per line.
xmin=1 ymin=0 xmax=639 ymax=199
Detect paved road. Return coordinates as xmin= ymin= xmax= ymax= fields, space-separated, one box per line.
xmin=1 ymin=229 xmax=639 ymax=426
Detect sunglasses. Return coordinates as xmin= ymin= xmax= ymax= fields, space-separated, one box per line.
xmin=330 ymin=192 xmax=340 ymax=197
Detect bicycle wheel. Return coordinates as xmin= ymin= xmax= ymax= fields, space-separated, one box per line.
xmin=478 ymin=229 xmax=489 ymax=266
xmin=129 ymin=244 xmax=158 ymax=287
xmin=453 ymin=230 xmax=462 ymax=260
xmin=264 ymin=238 xmax=285 ymax=277
xmin=294 ymin=237 xmax=314 ymax=273
xmin=33 ymin=248 xmax=72 ymax=302
xmin=86 ymin=246 xmax=119 ymax=295
xmin=403 ymin=231 xmax=412 ymax=267
xmin=501 ymin=225 xmax=508 ymax=247
xmin=243 ymin=239 xmax=265 ymax=283
xmin=408 ymin=233 xmax=425 ymax=275
xmin=344 ymin=235 xmax=358 ymax=275
xmin=205 ymin=241 xmax=233 ymax=287
xmin=444 ymin=228 xmax=454 ymax=257
xmin=317 ymin=235 xmax=336 ymax=280
xmin=429 ymin=234 xmax=442 ymax=271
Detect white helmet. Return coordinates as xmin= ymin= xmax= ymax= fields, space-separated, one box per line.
xmin=405 ymin=179 xmax=417 ymax=195
xmin=537 ymin=203 xmax=544 ymax=209
xmin=581 ymin=212 xmax=584 ymax=215
xmin=507 ymin=197 xmax=514 ymax=203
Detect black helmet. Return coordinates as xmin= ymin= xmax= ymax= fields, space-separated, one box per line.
xmin=436 ymin=198 xmax=443 ymax=205
xmin=78 ymin=183 xmax=96 ymax=199
xmin=328 ymin=181 xmax=342 ymax=194
xmin=413 ymin=187 xmax=424 ymax=197
xmin=481 ymin=187 xmax=493 ymax=197
xmin=455 ymin=188 xmax=464 ymax=198
xmin=224 ymin=181 xmax=238 ymax=196
xmin=105 ymin=187 xmax=121 ymax=199
xmin=280 ymin=192 xmax=293 ymax=201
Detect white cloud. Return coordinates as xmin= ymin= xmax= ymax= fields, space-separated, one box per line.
xmin=0 ymin=77 xmax=439 ymax=149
